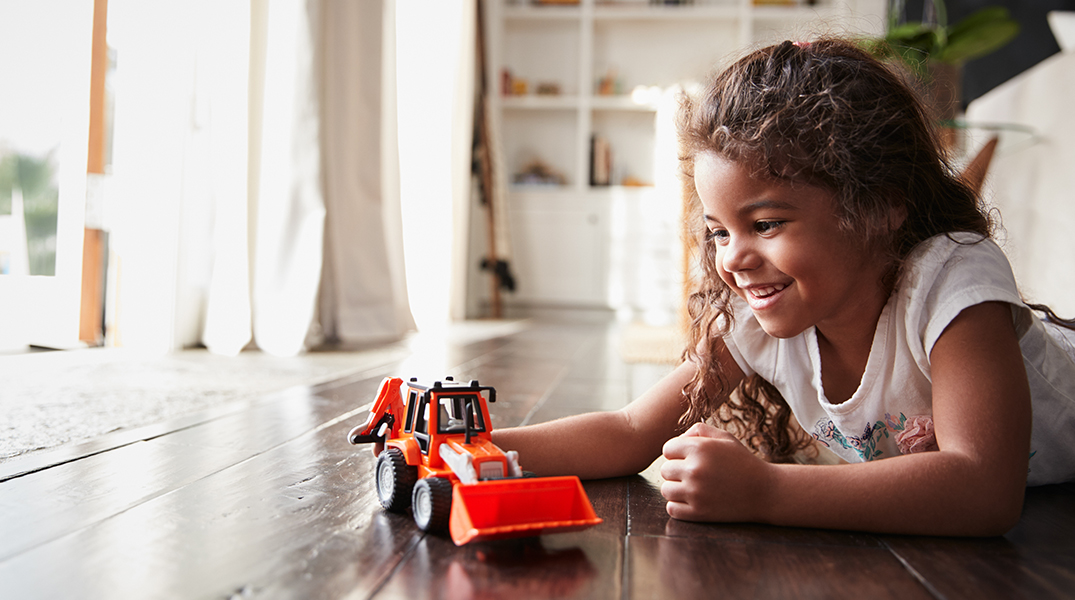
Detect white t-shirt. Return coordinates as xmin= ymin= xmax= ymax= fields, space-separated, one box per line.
xmin=723 ymin=232 xmax=1075 ymax=486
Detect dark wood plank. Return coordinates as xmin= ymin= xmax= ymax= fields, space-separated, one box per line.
xmin=574 ymin=476 xmax=628 ymax=542
xmin=453 ymin=356 xmax=579 ymax=427
xmin=623 ymin=456 xmax=932 ymax=598
xmin=0 ymin=415 xmax=418 ymax=598
xmin=0 ymin=437 xmax=249 ymax=562
xmin=373 ymin=531 xmax=623 ymax=600
xmin=879 ymin=482 xmax=1075 ymax=599
xmin=626 ymin=533 xmax=932 ymax=599
xmin=0 ymin=375 xmax=396 ymax=563
xmin=623 ymin=453 xmax=1075 ymax=598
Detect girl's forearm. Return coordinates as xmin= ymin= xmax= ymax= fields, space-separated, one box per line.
xmin=492 ymin=410 xmax=662 ymax=479
xmin=759 ymin=450 xmax=1026 ymax=536
xmin=494 ymin=361 xmax=697 ymax=479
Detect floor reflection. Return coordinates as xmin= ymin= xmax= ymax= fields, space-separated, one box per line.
xmin=385 ymin=535 xmax=598 ymax=600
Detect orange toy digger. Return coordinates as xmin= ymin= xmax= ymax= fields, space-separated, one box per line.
xmin=348 ymin=376 xmax=602 ymax=545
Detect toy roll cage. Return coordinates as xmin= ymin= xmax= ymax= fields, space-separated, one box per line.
xmin=349 ymin=377 xmax=495 ymax=446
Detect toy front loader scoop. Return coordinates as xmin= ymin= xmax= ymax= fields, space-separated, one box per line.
xmin=348 ymin=376 xmax=602 ymax=545
xmin=448 ymin=474 xmax=602 ymax=545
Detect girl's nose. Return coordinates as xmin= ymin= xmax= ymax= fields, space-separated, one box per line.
xmin=720 ymin=238 xmax=760 ymax=273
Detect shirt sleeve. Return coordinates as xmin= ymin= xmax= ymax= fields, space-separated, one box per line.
xmin=911 ymin=235 xmax=1025 ymax=356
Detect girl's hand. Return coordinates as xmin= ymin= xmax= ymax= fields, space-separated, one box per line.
xmin=659 ymin=422 xmax=771 ymax=523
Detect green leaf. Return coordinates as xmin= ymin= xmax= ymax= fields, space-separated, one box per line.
xmin=941 ymin=18 xmax=1019 ymax=63
xmin=947 ymin=6 xmax=1014 ymax=40
xmin=885 ymin=28 xmax=938 ymax=59
xmin=879 ymin=4 xmax=1020 ymax=66
xmin=887 ymin=21 xmax=932 ymax=42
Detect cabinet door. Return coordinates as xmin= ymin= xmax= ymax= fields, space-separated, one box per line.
xmin=507 ymin=194 xmax=607 ymax=306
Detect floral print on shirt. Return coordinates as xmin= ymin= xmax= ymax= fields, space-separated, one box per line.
xmin=811 ymin=412 xmax=933 ymax=461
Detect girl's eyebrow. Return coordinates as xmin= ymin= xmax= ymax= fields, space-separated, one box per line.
xmin=739 ymin=199 xmax=798 ymax=214
xmin=704 ymin=199 xmax=798 ymax=223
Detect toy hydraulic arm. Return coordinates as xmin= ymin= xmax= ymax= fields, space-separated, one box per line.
xmin=348 ymin=377 xmax=405 ymax=444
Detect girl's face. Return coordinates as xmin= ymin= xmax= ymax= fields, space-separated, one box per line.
xmin=694 ymin=152 xmax=890 ymax=341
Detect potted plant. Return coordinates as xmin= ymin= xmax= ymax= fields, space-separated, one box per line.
xmin=865 ymin=0 xmax=1020 ymax=122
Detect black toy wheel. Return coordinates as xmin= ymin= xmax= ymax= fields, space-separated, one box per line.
xmin=411 ymin=477 xmax=453 ymax=533
xmin=375 ymin=448 xmax=417 ymax=512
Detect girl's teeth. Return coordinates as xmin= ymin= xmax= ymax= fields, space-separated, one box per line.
xmin=752 ymin=284 xmax=785 ymax=298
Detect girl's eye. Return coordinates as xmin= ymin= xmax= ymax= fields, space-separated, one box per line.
xmin=755 ymin=220 xmax=785 ymax=235
xmin=705 ymin=228 xmax=729 ymax=244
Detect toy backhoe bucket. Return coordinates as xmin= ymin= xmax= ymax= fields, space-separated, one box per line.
xmin=448 ymin=476 xmax=602 ymax=545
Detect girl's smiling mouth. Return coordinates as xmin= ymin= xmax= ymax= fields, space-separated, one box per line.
xmin=736 ymin=281 xmax=789 ymax=309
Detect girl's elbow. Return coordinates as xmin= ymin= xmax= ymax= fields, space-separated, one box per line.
xmin=968 ymin=508 xmax=1021 ymax=537
xmin=944 ymin=448 xmax=1028 ymax=536
xmin=984 ymin=491 xmax=1024 ymax=536
xmin=964 ymin=482 xmax=1025 ymax=537
xmin=930 ymin=458 xmax=1027 ymax=536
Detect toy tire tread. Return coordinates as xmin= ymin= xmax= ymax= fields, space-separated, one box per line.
xmin=412 ymin=477 xmax=453 ymax=533
xmin=376 ymin=448 xmax=417 ymax=512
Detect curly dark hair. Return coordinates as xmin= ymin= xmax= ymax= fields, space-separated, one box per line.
xmin=676 ymin=38 xmax=992 ymax=462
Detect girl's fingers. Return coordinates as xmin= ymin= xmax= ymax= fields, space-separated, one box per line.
xmin=660 ymin=455 xmax=685 ymax=481
xmin=662 ymin=429 xmax=702 ymax=459
xmin=662 ymin=437 xmax=688 ymax=460
xmin=663 ymin=423 xmax=733 ymax=459
xmin=665 ymin=500 xmax=696 ymax=521
xmin=660 ymin=480 xmax=686 ymax=502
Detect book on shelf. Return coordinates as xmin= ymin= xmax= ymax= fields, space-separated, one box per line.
xmin=590 ymin=134 xmax=611 ymax=186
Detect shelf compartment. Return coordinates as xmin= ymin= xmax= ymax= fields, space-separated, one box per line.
xmin=502 ymin=110 xmax=578 ymax=187
xmin=591 ymin=109 xmax=658 ymax=187
xmin=591 ymin=17 xmax=740 ymax=91
xmin=503 ymin=18 xmax=581 ymax=96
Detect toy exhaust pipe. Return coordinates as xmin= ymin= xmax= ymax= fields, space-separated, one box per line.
xmin=448 ymin=476 xmax=602 ymax=545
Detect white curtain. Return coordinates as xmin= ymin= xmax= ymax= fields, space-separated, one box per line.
xmin=317 ymin=0 xmax=416 ymax=346
xmin=246 ymin=0 xmax=327 ymax=356
xmin=108 ymin=0 xmax=417 ymax=356
xmin=395 ymin=0 xmax=475 ymax=331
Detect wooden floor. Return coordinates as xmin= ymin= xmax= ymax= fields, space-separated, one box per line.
xmin=1 ymin=318 xmax=1073 ymax=599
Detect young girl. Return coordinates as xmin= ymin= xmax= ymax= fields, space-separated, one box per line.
xmin=491 ymin=38 xmax=1075 ymax=537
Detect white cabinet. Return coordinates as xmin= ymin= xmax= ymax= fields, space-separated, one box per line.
xmin=508 ymin=191 xmax=608 ymax=305
xmin=481 ymin=0 xmax=884 ymax=316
